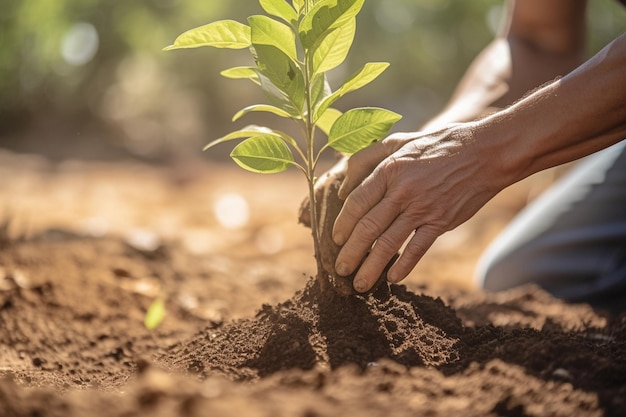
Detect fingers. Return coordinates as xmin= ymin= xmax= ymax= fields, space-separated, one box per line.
xmin=334 ymin=196 xmax=402 ymax=278
xmin=338 ymin=141 xmax=390 ymax=200
xmin=333 ymin=171 xmax=387 ymax=247
xmin=349 ymin=215 xmax=418 ymax=293
xmin=339 ymin=134 xmax=414 ymax=200
xmin=387 ymin=225 xmax=439 ymax=284
xmin=330 ymin=132 xmax=447 ymax=293
xmin=348 ymin=224 xmax=440 ymax=293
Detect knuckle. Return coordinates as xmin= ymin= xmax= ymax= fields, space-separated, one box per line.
xmin=374 ymin=234 xmax=399 ymax=255
xmin=385 ymin=194 xmax=406 ymax=213
xmin=378 ymin=155 xmax=404 ymax=186
xmin=341 ymin=195 xmax=365 ymax=222
xmin=421 ymin=224 xmax=443 ymax=241
xmin=350 ymin=189 xmax=371 ymax=208
xmin=403 ymin=238 xmax=427 ymax=259
xmin=382 ymin=135 xmax=405 ymax=154
xmin=404 ymin=227 xmax=440 ymax=258
xmin=355 ymin=216 xmax=384 ymax=241
xmin=397 ymin=244 xmax=424 ymax=272
xmin=339 ymin=246 xmax=363 ymax=269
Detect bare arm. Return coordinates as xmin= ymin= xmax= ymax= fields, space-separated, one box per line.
xmin=333 ymin=0 xmax=591 ymax=205
xmin=423 ymin=0 xmax=587 ymax=130
xmin=333 ymin=32 xmax=626 ymax=293
xmin=489 ymin=32 xmax=626 ymax=187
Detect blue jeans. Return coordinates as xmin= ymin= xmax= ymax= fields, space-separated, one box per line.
xmin=475 ymin=140 xmax=626 ymax=312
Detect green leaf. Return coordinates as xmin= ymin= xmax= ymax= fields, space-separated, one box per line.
xmin=233 ymin=104 xmax=293 ymax=121
xmin=314 ymin=62 xmax=389 ymax=121
xmin=252 ymin=44 xmax=305 ymax=113
xmin=328 ymin=107 xmax=402 ymax=154
xmin=299 ymin=0 xmax=364 ymax=49
xmin=230 ymin=134 xmax=295 ymax=174
xmin=163 ymin=20 xmax=251 ymax=50
xmin=310 ymin=73 xmax=332 ymax=112
xmin=316 ymin=107 xmax=342 ymax=136
xmin=220 ymin=67 xmax=260 ymax=85
xmin=203 ymin=125 xmax=273 ymax=151
xmin=292 ymin=0 xmax=305 ymax=13
xmin=204 ymin=125 xmax=299 ymax=152
xmin=257 ymin=73 xmax=300 ymax=115
xmin=259 ymin=0 xmax=298 ymax=25
xmin=248 ymin=15 xmax=297 ymax=62
xmin=144 ymin=299 xmax=165 ymax=330
xmin=312 ymin=18 xmax=355 ymax=75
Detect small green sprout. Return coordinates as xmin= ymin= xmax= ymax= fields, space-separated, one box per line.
xmin=144 ymin=298 xmax=166 ymax=330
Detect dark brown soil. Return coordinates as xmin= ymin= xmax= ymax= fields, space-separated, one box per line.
xmin=1 ymin=153 xmax=625 ymax=417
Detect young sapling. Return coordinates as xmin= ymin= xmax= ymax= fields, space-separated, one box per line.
xmin=164 ymin=0 xmax=401 ymax=294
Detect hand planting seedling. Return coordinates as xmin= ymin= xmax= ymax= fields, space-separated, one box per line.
xmin=163 ymin=0 xmax=401 ymax=298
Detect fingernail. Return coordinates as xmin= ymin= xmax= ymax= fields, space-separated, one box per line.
xmin=387 ymin=270 xmax=399 ymax=284
xmin=354 ymin=278 xmax=368 ymax=293
xmin=333 ymin=232 xmax=345 ymax=245
xmin=336 ymin=262 xmax=350 ymax=276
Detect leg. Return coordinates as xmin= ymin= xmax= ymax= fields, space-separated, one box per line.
xmin=475 ymin=140 xmax=626 ymax=311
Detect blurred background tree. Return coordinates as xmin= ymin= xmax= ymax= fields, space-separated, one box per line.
xmin=0 ymin=0 xmax=624 ymax=161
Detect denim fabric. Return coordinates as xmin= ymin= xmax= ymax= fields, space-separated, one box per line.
xmin=475 ymin=140 xmax=626 ymax=312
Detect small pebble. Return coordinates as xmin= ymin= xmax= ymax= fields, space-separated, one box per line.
xmin=552 ymin=368 xmax=572 ymax=381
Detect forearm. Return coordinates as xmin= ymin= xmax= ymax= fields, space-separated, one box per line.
xmin=421 ymin=39 xmax=512 ymax=130
xmin=423 ymin=0 xmax=587 ymax=131
xmin=476 ymin=32 xmax=626 ymax=190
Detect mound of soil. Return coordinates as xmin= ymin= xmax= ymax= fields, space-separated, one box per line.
xmin=1 ymin=156 xmax=625 ymax=416
xmin=162 ymin=279 xmax=464 ymax=380
xmin=1 ymin=234 xmax=625 ymax=417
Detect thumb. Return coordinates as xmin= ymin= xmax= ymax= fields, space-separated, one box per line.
xmin=338 ymin=137 xmax=405 ymax=199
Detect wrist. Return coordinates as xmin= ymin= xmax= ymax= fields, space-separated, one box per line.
xmin=467 ymin=111 xmax=528 ymax=194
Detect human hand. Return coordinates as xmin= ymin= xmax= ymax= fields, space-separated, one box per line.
xmin=298 ymin=154 xmax=398 ymax=295
xmin=333 ymin=123 xmax=502 ymax=293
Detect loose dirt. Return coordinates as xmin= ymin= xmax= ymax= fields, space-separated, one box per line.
xmin=1 ymin=151 xmax=624 ymax=416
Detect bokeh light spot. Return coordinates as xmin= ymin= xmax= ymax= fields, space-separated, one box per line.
xmin=61 ymin=22 xmax=99 ymax=66
xmin=214 ymin=193 xmax=249 ymax=229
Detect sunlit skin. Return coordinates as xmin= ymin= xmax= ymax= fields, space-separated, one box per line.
xmin=331 ymin=0 xmax=626 ymax=293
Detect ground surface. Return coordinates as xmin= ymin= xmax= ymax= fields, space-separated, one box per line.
xmin=1 ymin=150 xmax=625 ymax=417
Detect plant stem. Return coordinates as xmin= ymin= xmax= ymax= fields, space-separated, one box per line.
xmin=302 ymin=27 xmax=326 ymax=290
xmin=305 ymin=123 xmax=325 ymax=285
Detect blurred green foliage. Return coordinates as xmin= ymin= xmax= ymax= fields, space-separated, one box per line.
xmin=0 ymin=0 xmax=624 ymax=160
